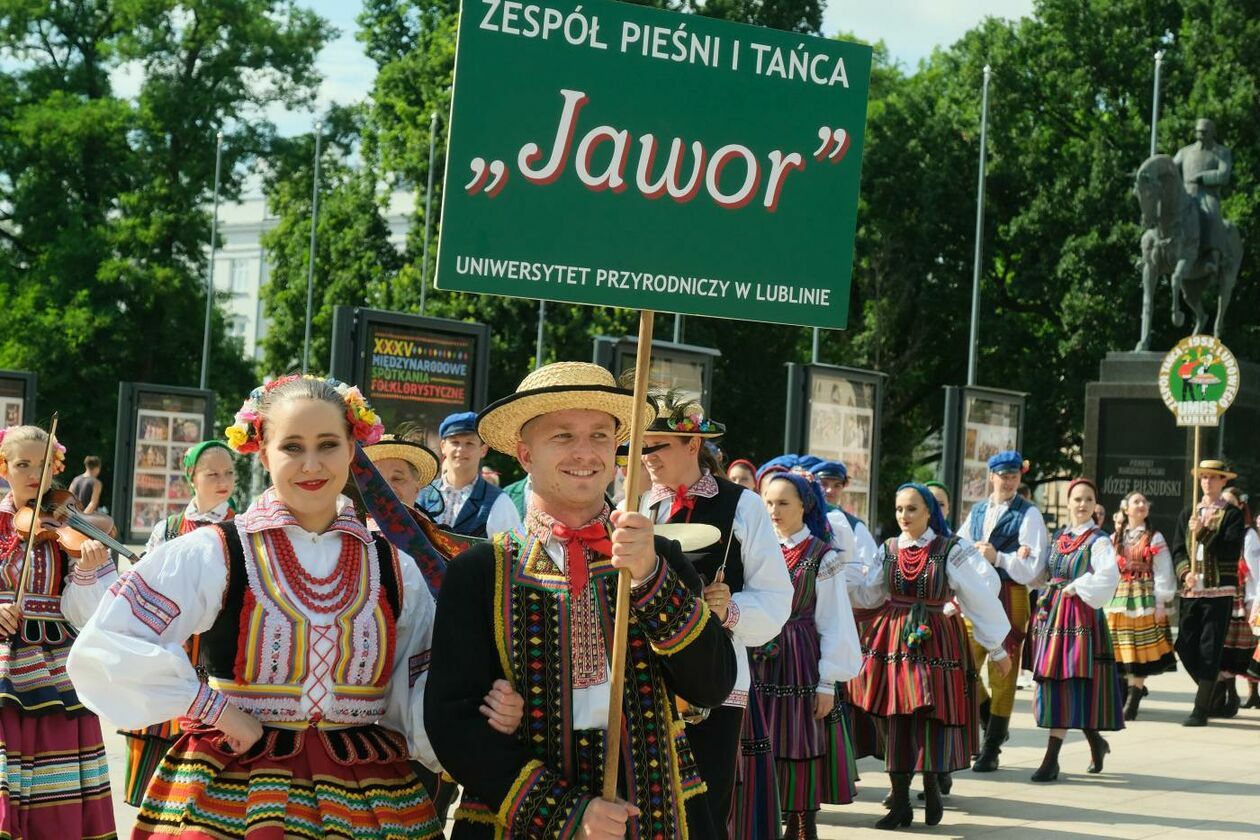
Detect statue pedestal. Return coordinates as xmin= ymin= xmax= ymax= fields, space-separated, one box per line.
xmin=1084 ymin=350 xmax=1260 ymax=537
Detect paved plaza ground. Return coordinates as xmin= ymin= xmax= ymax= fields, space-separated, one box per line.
xmin=102 ymin=669 xmax=1260 ymax=838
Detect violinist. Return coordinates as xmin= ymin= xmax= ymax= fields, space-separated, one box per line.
xmin=0 ymin=425 xmax=118 ymax=839
xmin=121 ymin=440 xmax=239 ymax=808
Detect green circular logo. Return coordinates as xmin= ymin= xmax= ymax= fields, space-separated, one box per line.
xmin=1158 ymin=336 xmax=1240 ymax=427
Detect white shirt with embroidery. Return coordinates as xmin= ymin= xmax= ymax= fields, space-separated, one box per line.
xmin=641 ymin=474 xmax=792 ymax=708
xmin=67 ymin=490 xmax=440 ymax=770
xmin=144 ymin=499 xmax=233 ymax=554
xmin=1000 ymin=522 xmax=1120 ymax=610
xmin=780 ymin=527 xmax=862 ymax=694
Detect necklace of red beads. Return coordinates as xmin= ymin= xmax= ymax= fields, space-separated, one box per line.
xmin=897 ymin=541 xmax=932 ymax=582
xmin=270 ymin=530 xmax=362 ymax=613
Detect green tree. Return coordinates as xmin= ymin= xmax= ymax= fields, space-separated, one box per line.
xmin=259 ymin=106 xmax=406 ymax=375
xmin=0 ymin=0 xmax=331 ymax=475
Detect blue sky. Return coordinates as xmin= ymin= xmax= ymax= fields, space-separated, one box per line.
xmin=280 ymin=0 xmax=1034 ymax=135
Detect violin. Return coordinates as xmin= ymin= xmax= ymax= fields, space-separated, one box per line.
xmin=13 ymin=489 xmax=141 ymax=564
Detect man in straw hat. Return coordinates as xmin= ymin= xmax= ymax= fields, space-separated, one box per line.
xmin=637 ymin=391 xmax=792 ymax=838
xmin=962 ymin=449 xmax=1048 ymax=772
xmin=1173 ymin=459 xmax=1246 ymax=726
xmin=425 ymin=363 xmax=737 ymax=839
xmin=366 ymin=433 xmax=441 ymax=510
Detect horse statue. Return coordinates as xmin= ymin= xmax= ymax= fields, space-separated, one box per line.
xmin=1133 ymin=154 xmax=1243 ymax=351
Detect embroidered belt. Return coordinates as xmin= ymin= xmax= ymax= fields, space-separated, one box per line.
xmin=888 ymin=597 xmax=946 ymax=612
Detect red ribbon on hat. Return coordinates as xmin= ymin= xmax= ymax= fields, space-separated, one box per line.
xmin=551 ymin=522 xmax=613 ymax=599
xmin=668 ymin=485 xmax=696 ymax=520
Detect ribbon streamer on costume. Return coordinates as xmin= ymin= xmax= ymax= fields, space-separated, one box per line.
xmin=348 ymin=443 xmax=447 ymax=597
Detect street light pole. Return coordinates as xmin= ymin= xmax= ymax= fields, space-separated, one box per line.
xmin=420 ymin=110 xmax=438 ymax=315
xmin=1150 ymin=50 xmax=1165 ymax=157
xmin=199 ymin=131 xmax=224 ymax=390
xmin=966 ymin=65 xmax=992 ymax=387
xmin=302 ymin=121 xmax=322 ymax=374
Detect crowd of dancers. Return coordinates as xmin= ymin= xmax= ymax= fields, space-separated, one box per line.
xmin=0 ymin=362 xmax=1254 ymax=839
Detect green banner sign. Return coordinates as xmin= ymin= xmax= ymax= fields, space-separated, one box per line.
xmin=434 ymin=0 xmax=872 ymax=329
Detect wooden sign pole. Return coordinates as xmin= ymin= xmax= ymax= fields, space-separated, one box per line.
xmin=1188 ymin=426 xmax=1201 ymax=584
xmin=601 ymin=309 xmax=654 ymax=802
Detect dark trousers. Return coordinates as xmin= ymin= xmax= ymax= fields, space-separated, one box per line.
xmin=1176 ymin=595 xmax=1233 ymax=683
xmin=413 ymin=761 xmax=459 ymax=832
xmin=686 ymin=704 xmax=744 ymax=839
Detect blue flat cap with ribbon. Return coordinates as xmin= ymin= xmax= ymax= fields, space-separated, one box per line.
xmin=438 ymin=411 xmax=480 ymax=439
xmin=810 ymin=460 xmax=848 ymax=480
xmin=756 ymin=454 xmax=799 ymax=481
xmin=987 ymin=450 xmax=1025 ymax=474
xmin=796 ymin=455 xmax=821 ymax=471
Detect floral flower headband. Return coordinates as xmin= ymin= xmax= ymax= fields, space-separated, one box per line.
xmin=0 ymin=427 xmax=67 ymax=475
xmin=224 ymin=375 xmax=384 ymax=455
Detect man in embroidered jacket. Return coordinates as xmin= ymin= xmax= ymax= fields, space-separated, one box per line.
xmin=426 ymin=365 xmax=737 ymax=840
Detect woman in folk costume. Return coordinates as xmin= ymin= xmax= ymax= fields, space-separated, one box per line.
xmin=1104 ymin=491 xmax=1176 ymax=721
xmin=1245 ymin=505 xmax=1260 ymax=698
xmin=998 ymin=478 xmax=1122 ymax=782
xmin=144 ymin=442 xmax=237 ymax=553
xmin=1218 ymin=487 xmax=1258 ymax=713
xmin=68 ymin=375 xmax=518 ymax=839
xmin=849 ymin=483 xmax=1010 ymax=830
xmin=748 ymin=472 xmax=861 ymax=840
xmin=0 ymin=425 xmax=117 ymax=839
xmin=120 ymin=441 xmax=240 ymax=807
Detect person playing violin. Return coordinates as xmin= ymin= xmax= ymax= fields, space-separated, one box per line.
xmin=0 ymin=424 xmax=118 ymax=839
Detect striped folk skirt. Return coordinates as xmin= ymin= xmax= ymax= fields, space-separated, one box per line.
xmin=0 ymin=636 xmax=116 ymax=840
xmin=1220 ymin=593 xmax=1258 ymax=677
xmin=1104 ymin=576 xmax=1177 ymax=677
xmin=1032 ymin=588 xmax=1125 ymax=731
xmin=135 ymin=723 xmax=441 ymax=839
xmin=851 ymin=604 xmax=978 ymax=773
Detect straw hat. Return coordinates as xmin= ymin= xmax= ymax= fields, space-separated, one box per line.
xmin=477 ymin=362 xmax=656 ymax=456
xmin=364 ymin=435 xmax=439 ymax=487
xmin=1195 ymin=459 xmax=1238 ymax=480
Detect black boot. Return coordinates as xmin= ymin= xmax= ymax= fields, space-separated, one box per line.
xmin=971 ymin=715 xmax=1009 ymax=772
xmin=1030 ymin=735 xmax=1062 ymax=782
xmin=1183 ymin=679 xmax=1215 ymax=726
xmin=875 ymin=772 xmax=913 ymax=830
xmin=916 ymin=772 xmax=952 ymax=800
xmin=921 ymin=771 xmax=943 ymax=826
xmin=1123 ymin=685 xmax=1143 ymax=721
xmin=1084 ymin=729 xmax=1110 ymax=774
xmin=801 ymin=811 xmax=818 ymax=840
xmin=784 ymin=812 xmax=809 ymax=840
xmin=978 ymin=697 xmax=992 ymax=732
xmin=1208 ymin=680 xmax=1227 ymax=717
xmin=1222 ymin=680 xmax=1240 ymax=718
xmin=1245 ymin=683 xmax=1260 ymax=709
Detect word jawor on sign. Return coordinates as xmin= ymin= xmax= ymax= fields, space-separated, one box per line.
xmin=435 ymin=0 xmax=873 ymax=330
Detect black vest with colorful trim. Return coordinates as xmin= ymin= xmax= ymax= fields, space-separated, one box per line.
xmin=198 ymin=522 xmax=402 ymax=724
xmin=658 ymin=475 xmax=746 ymax=593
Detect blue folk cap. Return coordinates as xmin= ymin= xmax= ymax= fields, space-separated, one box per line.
xmin=796 ymin=455 xmax=822 ymax=471
xmin=987 ymin=450 xmax=1024 ymax=474
xmin=439 ymin=411 xmax=480 ymax=440
xmin=810 ymin=460 xmax=848 ymax=481
xmin=756 ymin=454 xmax=799 ymax=482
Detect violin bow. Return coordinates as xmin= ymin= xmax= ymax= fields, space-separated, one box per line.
xmin=12 ymin=412 xmax=59 ymax=631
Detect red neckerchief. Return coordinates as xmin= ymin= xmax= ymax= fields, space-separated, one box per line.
xmin=526 ymin=505 xmax=612 ymax=599
xmin=668 ymin=485 xmax=696 ymax=520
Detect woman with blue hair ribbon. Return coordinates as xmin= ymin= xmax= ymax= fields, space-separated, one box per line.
xmin=733 ymin=472 xmax=861 ymax=840
xmin=849 ymin=483 xmax=1011 ymax=830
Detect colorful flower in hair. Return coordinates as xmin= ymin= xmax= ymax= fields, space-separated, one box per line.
xmin=224 ymin=375 xmax=384 ymax=453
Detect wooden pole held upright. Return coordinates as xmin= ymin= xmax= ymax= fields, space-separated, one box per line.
xmin=601 ymin=310 xmax=655 ymax=802
xmin=1188 ymin=426 xmax=1201 ymax=583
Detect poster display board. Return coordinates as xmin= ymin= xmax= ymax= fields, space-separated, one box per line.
xmin=111 ymin=384 xmax=215 ymax=544
xmin=592 ymin=337 xmax=719 ymax=409
xmin=330 ymin=307 xmax=491 ymax=453
xmin=941 ymin=385 xmax=1026 ymax=528
xmin=435 ymin=0 xmax=872 ymax=329
xmin=784 ymin=363 xmax=885 ymax=524
xmin=0 ymin=372 xmax=36 ymax=496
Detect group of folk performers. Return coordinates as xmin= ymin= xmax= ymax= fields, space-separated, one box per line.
xmin=0 ymin=361 xmax=1253 ymax=839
